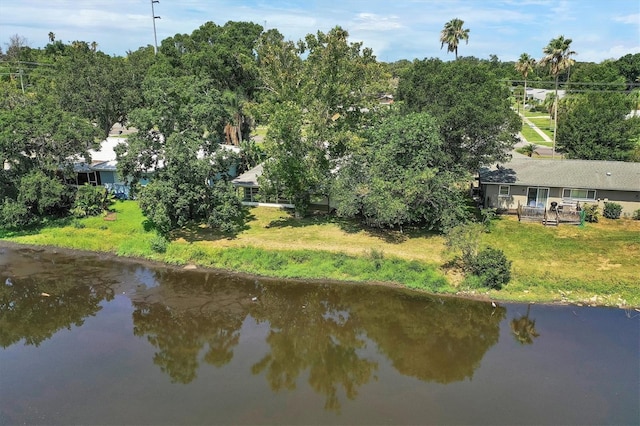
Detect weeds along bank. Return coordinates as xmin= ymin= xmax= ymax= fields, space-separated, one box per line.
xmin=1 ymin=201 xmax=638 ymax=307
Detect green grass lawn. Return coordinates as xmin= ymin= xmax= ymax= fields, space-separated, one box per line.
xmin=523 ymin=110 xmax=550 ymax=118
xmin=526 ymin=117 xmax=555 ymax=140
xmin=520 ymin=124 xmax=547 ymax=143
xmin=2 ymin=202 xmax=639 ymax=307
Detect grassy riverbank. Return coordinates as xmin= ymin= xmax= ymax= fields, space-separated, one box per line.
xmin=1 ymin=200 xmax=638 ymax=307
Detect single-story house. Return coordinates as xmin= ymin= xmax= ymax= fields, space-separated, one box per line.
xmin=231 ymin=163 xmax=294 ymax=208
xmin=73 ymin=137 xmax=133 ymax=198
xmin=231 ymin=163 xmax=334 ymax=210
xmin=73 ymin=136 xmax=240 ymax=199
xmin=479 ymin=158 xmax=640 ymax=217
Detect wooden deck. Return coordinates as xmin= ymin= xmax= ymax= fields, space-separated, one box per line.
xmin=517 ymin=202 xmax=582 ymax=226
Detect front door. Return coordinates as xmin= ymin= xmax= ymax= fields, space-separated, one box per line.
xmin=527 ymin=187 xmax=549 ymax=208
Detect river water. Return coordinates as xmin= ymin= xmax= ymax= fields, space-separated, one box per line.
xmin=0 ymin=245 xmax=638 ymax=425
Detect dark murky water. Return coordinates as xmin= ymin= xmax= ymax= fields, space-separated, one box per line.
xmin=0 ymin=245 xmax=638 ymax=425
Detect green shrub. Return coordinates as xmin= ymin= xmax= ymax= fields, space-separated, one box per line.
xmin=633 ymin=209 xmax=640 ymax=220
xmin=0 ymin=199 xmax=33 ymax=229
xmin=602 ymin=202 xmax=622 ymax=219
xmin=581 ymin=203 xmax=600 ymax=223
xmin=72 ymin=184 xmax=112 ymax=218
xmin=469 ymin=247 xmax=512 ymax=290
xmin=150 ymin=235 xmax=169 ymax=253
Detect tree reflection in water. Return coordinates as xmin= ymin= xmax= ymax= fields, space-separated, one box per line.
xmin=0 ymin=249 xmax=115 ymax=348
xmin=510 ymin=304 xmax=540 ymax=345
xmin=2 ymin=248 xmax=505 ymax=412
xmin=250 ymin=284 xmax=377 ymax=412
xmin=131 ymin=269 xmax=253 ymax=384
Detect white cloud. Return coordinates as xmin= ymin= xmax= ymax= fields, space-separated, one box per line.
xmin=614 ymin=13 xmax=640 ymax=25
xmin=351 ymin=13 xmax=404 ymax=31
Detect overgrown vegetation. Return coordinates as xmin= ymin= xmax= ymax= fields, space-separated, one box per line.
xmin=4 ymin=203 xmax=638 ymax=307
xmin=467 ymin=247 xmax=512 ymax=290
xmin=1 ymin=21 xmax=639 ymax=308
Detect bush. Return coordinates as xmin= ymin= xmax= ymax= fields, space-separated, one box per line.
xmin=469 ymin=247 xmax=512 ymax=290
xmin=581 ymin=203 xmax=599 ymax=223
xmin=0 ymin=199 xmax=33 ymax=229
xmin=72 ymin=184 xmax=111 ymax=218
xmin=633 ymin=209 xmax=640 ymax=220
xmin=150 ymin=235 xmax=169 ymax=253
xmin=602 ymin=202 xmax=622 ymax=219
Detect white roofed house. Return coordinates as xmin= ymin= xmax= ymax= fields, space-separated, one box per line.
xmin=72 ymin=137 xmax=133 ymax=199
xmin=479 ymin=158 xmax=640 ymax=221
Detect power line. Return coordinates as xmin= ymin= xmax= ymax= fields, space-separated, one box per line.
xmin=506 ymin=79 xmax=639 ymax=87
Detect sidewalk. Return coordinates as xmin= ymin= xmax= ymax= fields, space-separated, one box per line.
xmin=520 ymin=113 xmax=552 ymax=143
xmin=516 ymin=112 xmax=560 ymax=157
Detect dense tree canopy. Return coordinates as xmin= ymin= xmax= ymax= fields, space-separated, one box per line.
xmin=1 ymin=19 xmax=638 ymax=233
xmin=398 ymin=58 xmax=520 ymax=171
xmin=115 ymin=69 xmax=244 ymax=234
xmin=557 ymin=92 xmax=639 ymax=160
xmin=257 ymin=26 xmax=391 ymax=216
xmin=332 ymin=112 xmax=470 ymax=231
xmin=0 ymin=90 xmax=99 ymax=226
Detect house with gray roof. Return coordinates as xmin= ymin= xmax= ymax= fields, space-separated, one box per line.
xmin=231 ymin=163 xmax=295 ymax=208
xmin=231 ymin=162 xmax=334 ymax=210
xmin=478 ymin=159 xmax=640 ymax=217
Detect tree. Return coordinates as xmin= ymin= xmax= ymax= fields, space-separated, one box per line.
xmin=257 ymin=26 xmax=390 ymax=217
xmin=116 ymin=73 xmax=244 ymax=234
xmin=332 ymin=112 xmax=470 ymax=231
xmin=159 ymin=21 xmax=263 ymax=96
xmin=515 ymin=53 xmax=536 ymax=114
xmin=539 ymin=35 xmax=576 ymax=156
xmin=0 ymin=92 xmax=99 ymax=226
xmin=398 ymin=58 xmax=520 ymax=171
xmin=221 ymin=90 xmax=250 ymax=146
xmin=259 ymin=102 xmax=326 ymax=217
xmin=51 ymin=42 xmax=135 ymax=138
xmin=556 ymin=92 xmax=639 ymax=160
xmin=521 ymin=143 xmax=538 ymax=157
xmin=255 ymin=28 xmax=304 ymax=105
xmin=440 ymin=18 xmax=469 ymax=60
xmin=615 ymin=53 xmax=640 ymax=90
xmin=4 ymin=34 xmax=29 ymax=61
xmin=569 ymin=60 xmax=626 ymax=93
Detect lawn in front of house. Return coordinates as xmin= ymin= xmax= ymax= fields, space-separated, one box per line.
xmin=2 ymin=202 xmax=639 ymax=307
xmin=526 ymin=116 xmax=555 ymax=140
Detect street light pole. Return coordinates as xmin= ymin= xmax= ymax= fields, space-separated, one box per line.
xmin=151 ymin=0 xmax=161 ymax=55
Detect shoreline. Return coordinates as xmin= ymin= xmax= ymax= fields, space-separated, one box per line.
xmin=0 ymin=239 xmax=607 ymax=309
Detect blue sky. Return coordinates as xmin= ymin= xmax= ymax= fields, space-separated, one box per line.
xmin=1 ymin=0 xmax=638 ymax=63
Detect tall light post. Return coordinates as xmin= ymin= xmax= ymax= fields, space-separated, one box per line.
xmin=151 ymin=0 xmax=161 ymax=55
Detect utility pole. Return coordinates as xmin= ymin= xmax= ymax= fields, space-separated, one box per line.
xmin=18 ymin=63 xmax=25 ymax=94
xmin=151 ymin=0 xmax=161 ymax=55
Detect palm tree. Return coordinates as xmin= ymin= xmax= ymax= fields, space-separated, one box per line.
xmin=440 ymin=18 xmax=470 ymax=60
xmin=539 ymin=36 xmax=576 ymax=157
xmin=48 ymin=32 xmax=55 ymax=43
xmin=521 ymin=143 xmax=538 ymax=157
xmin=515 ymin=53 xmax=536 ymax=115
xmin=222 ymin=90 xmax=247 ymax=146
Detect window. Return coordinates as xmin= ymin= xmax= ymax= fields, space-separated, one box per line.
xmin=498 ymin=185 xmax=510 ymax=197
xmin=527 ymin=187 xmax=549 ymax=208
xmin=562 ymin=188 xmax=596 ymax=200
